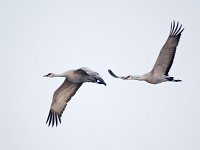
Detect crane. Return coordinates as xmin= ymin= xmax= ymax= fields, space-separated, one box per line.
xmin=44 ymin=67 xmax=106 ymax=127
xmin=108 ymin=21 xmax=184 ymax=84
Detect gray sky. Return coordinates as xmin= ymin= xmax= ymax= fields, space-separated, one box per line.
xmin=0 ymin=0 xmax=200 ymax=150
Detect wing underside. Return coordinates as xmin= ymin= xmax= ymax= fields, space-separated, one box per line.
xmin=46 ymin=79 xmax=82 ymax=127
xmin=151 ymin=21 xmax=184 ymax=75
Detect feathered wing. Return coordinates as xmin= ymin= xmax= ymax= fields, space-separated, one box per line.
xmin=46 ymin=78 xmax=82 ymax=127
xmin=151 ymin=21 xmax=184 ymax=75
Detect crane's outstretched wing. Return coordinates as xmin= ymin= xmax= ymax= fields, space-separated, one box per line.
xmin=46 ymin=79 xmax=82 ymax=127
xmin=151 ymin=21 xmax=184 ymax=75
xmin=108 ymin=69 xmax=130 ymax=80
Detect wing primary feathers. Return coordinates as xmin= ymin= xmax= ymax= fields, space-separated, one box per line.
xmin=52 ymin=112 xmax=55 ymax=127
xmin=173 ymin=21 xmax=179 ymax=35
xmin=55 ymin=113 xmax=58 ymax=126
xmin=176 ymin=26 xmax=184 ymax=36
xmin=170 ymin=21 xmax=175 ymax=35
xmin=170 ymin=22 xmax=173 ymax=35
xmin=48 ymin=111 xmax=52 ymax=127
xmin=46 ymin=111 xmax=51 ymax=124
xmin=170 ymin=21 xmax=184 ymax=36
xmin=179 ymin=28 xmax=184 ymax=35
xmin=171 ymin=21 xmax=176 ymax=35
xmin=46 ymin=110 xmax=62 ymax=127
xmin=58 ymin=115 xmax=61 ymax=124
xmin=174 ymin=24 xmax=182 ymax=35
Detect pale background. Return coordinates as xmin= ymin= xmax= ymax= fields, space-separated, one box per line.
xmin=0 ymin=0 xmax=200 ymax=150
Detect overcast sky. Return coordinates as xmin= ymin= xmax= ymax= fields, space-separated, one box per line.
xmin=0 ymin=0 xmax=200 ymax=150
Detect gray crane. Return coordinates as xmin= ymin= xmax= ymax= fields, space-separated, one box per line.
xmin=109 ymin=21 xmax=184 ymax=84
xmin=44 ymin=67 xmax=106 ymax=127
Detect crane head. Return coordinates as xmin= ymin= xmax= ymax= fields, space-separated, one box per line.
xmin=43 ymin=73 xmax=53 ymax=77
xmin=124 ymin=75 xmax=134 ymax=80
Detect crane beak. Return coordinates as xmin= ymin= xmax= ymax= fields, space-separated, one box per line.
xmin=43 ymin=74 xmax=48 ymax=77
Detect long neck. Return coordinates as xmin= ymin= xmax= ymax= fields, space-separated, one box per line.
xmin=132 ymin=75 xmax=146 ymax=81
xmin=52 ymin=73 xmax=66 ymax=77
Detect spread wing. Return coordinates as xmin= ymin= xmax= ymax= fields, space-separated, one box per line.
xmin=108 ymin=69 xmax=130 ymax=80
xmin=46 ymin=78 xmax=82 ymax=127
xmin=151 ymin=21 xmax=184 ymax=75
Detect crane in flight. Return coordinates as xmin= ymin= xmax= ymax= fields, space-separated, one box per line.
xmin=108 ymin=21 xmax=184 ymax=84
xmin=44 ymin=67 xmax=106 ymax=127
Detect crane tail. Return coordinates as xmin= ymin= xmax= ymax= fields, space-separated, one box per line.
xmin=166 ymin=77 xmax=182 ymax=82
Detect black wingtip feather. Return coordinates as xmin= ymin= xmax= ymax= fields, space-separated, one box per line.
xmin=170 ymin=21 xmax=184 ymax=36
xmin=174 ymin=24 xmax=182 ymax=35
xmin=52 ymin=112 xmax=55 ymax=127
xmin=173 ymin=21 xmax=179 ymax=35
xmin=46 ymin=111 xmax=51 ymax=124
xmin=58 ymin=115 xmax=61 ymax=124
xmin=170 ymin=21 xmax=175 ymax=35
xmin=46 ymin=110 xmax=61 ymax=127
xmin=55 ymin=113 xmax=58 ymax=126
xmin=48 ymin=112 xmax=52 ymax=127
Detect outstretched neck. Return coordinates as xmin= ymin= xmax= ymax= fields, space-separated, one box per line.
xmin=51 ymin=73 xmax=66 ymax=77
xmin=126 ymin=75 xmax=145 ymax=81
xmin=133 ymin=75 xmax=145 ymax=81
